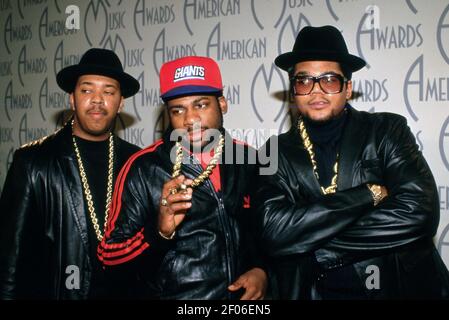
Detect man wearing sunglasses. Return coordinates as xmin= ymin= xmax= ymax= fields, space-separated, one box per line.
xmin=254 ymin=25 xmax=449 ymax=299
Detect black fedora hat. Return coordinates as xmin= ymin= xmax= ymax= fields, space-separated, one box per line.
xmin=56 ymin=48 xmax=140 ymax=98
xmin=275 ymin=25 xmax=366 ymax=73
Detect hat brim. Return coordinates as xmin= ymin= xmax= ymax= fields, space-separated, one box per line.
xmin=275 ymin=50 xmax=366 ymax=73
xmin=56 ymin=64 xmax=140 ymax=98
xmin=161 ymin=85 xmax=223 ymax=102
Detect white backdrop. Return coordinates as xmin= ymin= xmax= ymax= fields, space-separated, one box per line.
xmin=1 ymin=0 xmax=449 ymax=268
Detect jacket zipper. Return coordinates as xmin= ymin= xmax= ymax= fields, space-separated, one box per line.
xmin=188 ymin=155 xmax=235 ymax=297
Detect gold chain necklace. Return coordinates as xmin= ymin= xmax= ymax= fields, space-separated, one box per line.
xmin=171 ymin=134 xmax=225 ymax=188
xmin=298 ymin=117 xmax=338 ymax=194
xmin=72 ymin=120 xmax=114 ymax=241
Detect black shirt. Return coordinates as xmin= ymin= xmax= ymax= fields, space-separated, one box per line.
xmin=74 ymin=135 xmax=111 ymax=298
xmin=303 ymin=108 xmax=348 ymax=187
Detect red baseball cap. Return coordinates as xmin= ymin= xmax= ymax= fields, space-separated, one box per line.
xmin=160 ymin=56 xmax=223 ymax=102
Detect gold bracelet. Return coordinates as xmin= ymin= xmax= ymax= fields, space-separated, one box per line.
xmin=158 ymin=230 xmax=176 ymax=240
xmin=367 ymin=184 xmax=383 ymax=206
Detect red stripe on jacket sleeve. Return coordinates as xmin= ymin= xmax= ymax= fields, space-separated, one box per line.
xmin=101 ymin=243 xmax=150 ymax=266
xmin=98 ymin=140 xmax=163 ymax=265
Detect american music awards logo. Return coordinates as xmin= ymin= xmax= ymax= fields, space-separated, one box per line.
xmin=131 ymin=71 xmax=162 ymax=121
xmin=440 ymin=116 xmax=449 ymax=173
xmin=403 ymin=55 xmax=448 ymax=123
xmin=4 ymin=80 xmax=32 ymax=122
xmin=17 ymin=45 xmax=47 ymax=87
xmin=84 ymin=0 xmax=129 ymax=46
xmin=351 ymin=78 xmax=389 ymax=105
xmin=39 ymin=5 xmax=78 ymax=50
xmin=326 ymin=0 xmax=381 ymax=22
xmin=251 ymin=63 xmax=287 ymax=123
xmin=277 ymin=13 xmax=311 ymax=55
xmin=17 ymin=0 xmax=47 ymax=19
xmin=133 ymin=0 xmax=175 ymax=41
xmin=84 ymin=0 xmax=109 ymax=47
xmin=250 ymin=63 xmax=290 ymax=143
xmin=183 ymin=0 xmax=240 ymax=36
xmin=53 ymin=40 xmax=81 ymax=79
xmin=437 ymin=115 xmax=449 ymax=260
xmin=114 ymin=115 xmax=146 ymax=147
xmin=39 ymin=77 xmax=69 ymax=122
xmin=438 ymin=223 xmax=449 ymax=262
xmin=102 ymin=33 xmax=145 ymax=73
xmin=152 ymin=28 xmax=197 ymax=76
xmin=3 ymin=13 xmax=32 ymax=55
xmin=102 ymin=33 xmax=126 ymax=67
xmin=356 ymin=12 xmax=423 ymax=69
xmin=437 ymin=203 xmax=449 ymax=262
xmin=18 ymin=114 xmax=47 ymax=146
xmin=0 ymin=124 xmax=14 ymax=147
xmin=206 ymin=22 xmax=267 ymax=61
xmin=437 ymin=3 xmax=449 ymax=65
xmin=250 ymin=0 xmax=305 ymax=30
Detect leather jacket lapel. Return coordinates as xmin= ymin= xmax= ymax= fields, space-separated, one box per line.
xmin=283 ymin=127 xmax=323 ymax=198
xmin=58 ymin=127 xmax=90 ymax=253
xmin=337 ymin=108 xmax=367 ymax=191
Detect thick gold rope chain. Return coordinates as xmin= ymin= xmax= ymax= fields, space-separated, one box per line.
xmin=171 ymin=134 xmax=224 ymax=188
xmin=72 ymin=121 xmax=114 ymax=241
xmin=298 ymin=117 xmax=338 ymax=194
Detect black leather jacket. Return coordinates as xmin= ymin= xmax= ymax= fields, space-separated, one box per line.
xmin=0 ymin=123 xmax=140 ymax=299
xmin=255 ymin=107 xmax=449 ymax=299
xmin=98 ymin=129 xmax=259 ymax=299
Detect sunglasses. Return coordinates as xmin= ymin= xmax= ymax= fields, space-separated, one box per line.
xmin=290 ymin=73 xmax=348 ymax=95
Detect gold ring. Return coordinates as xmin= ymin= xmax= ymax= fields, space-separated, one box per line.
xmin=179 ymin=183 xmax=187 ymax=191
xmin=169 ymin=188 xmax=178 ymax=195
xmin=161 ymin=198 xmax=168 ymax=206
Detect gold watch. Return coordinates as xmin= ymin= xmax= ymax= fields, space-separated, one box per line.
xmin=367 ymin=184 xmax=383 ymax=206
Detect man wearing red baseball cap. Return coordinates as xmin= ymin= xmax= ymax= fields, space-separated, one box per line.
xmin=98 ymin=56 xmax=267 ymax=299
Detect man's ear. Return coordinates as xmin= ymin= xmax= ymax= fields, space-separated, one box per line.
xmin=346 ymin=80 xmax=353 ymax=100
xmin=218 ymin=96 xmax=228 ymax=115
xmin=118 ymin=96 xmax=124 ymax=114
xmin=69 ymin=93 xmax=75 ymax=111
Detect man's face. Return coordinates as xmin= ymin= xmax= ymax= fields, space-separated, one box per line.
xmin=292 ymin=61 xmax=352 ymax=123
xmin=70 ymin=74 xmax=124 ymax=141
xmin=166 ymin=95 xmax=227 ymax=149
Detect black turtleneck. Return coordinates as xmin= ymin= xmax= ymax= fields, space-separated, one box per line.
xmin=303 ymin=108 xmax=348 ymax=188
xmin=74 ymin=135 xmax=111 ymax=298
xmin=303 ymin=107 xmax=367 ymax=297
xmin=304 ymin=107 xmax=365 ymax=300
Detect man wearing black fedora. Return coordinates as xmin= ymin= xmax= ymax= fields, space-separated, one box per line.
xmin=0 ymin=48 xmax=141 ymax=299
xmin=255 ymin=25 xmax=449 ymax=299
